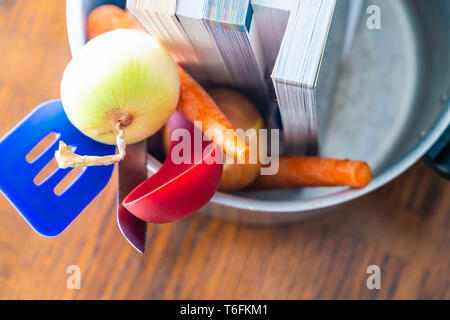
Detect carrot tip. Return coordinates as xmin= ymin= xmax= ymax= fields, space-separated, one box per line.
xmin=353 ymin=162 xmax=372 ymax=188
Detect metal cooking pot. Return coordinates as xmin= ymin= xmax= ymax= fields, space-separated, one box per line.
xmin=67 ymin=0 xmax=449 ymax=224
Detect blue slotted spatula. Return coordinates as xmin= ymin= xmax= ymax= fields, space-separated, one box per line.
xmin=0 ymin=99 xmax=115 ymax=236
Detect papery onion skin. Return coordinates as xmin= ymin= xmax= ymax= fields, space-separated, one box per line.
xmin=61 ymin=29 xmax=180 ymax=145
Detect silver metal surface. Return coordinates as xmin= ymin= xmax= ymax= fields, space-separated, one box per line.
xmin=68 ymin=0 xmax=450 ymax=225
xmin=117 ymin=141 xmax=148 ymax=252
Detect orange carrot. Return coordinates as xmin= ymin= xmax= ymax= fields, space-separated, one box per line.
xmin=251 ymin=157 xmax=372 ymax=189
xmin=87 ymin=5 xmax=146 ymax=40
xmin=177 ymin=67 xmax=251 ymax=164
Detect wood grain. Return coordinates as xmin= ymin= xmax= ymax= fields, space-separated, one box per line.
xmin=0 ymin=0 xmax=449 ymax=300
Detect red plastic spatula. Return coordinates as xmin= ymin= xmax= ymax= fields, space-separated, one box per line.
xmin=118 ymin=111 xmax=222 ymax=251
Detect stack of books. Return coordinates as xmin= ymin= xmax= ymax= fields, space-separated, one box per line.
xmin=127 ymin=1 xmax=205 ymax=81
xmin=272 ymin=0 xmax=350 ymax=154
xmin=251 ymin=0 xmax=293 ymax=74
xmin=128 ymin=0 xmax=363 ymax=155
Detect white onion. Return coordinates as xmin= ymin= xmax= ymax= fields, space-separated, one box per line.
xmin=60 ymin=29 xmax=180 ymax=145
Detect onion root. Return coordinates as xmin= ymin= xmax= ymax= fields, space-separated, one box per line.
xmin=55 ymin=123 xmax=127 ymax=168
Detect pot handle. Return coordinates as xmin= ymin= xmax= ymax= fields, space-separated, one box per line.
xmin=424 ymin=125 xmax=450 ymax=179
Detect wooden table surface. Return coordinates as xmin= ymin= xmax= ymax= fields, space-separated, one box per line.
xmin=0 ymin=0 xmax=449 ymax=300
